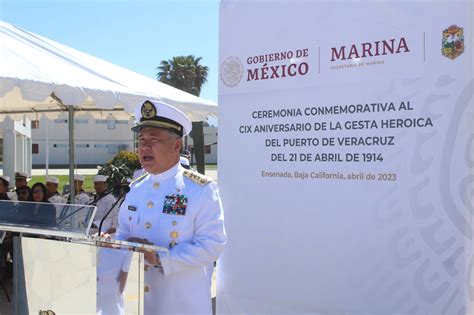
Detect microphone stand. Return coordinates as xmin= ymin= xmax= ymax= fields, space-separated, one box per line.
xmin=98 ymin=188 xmax=129 ymax=235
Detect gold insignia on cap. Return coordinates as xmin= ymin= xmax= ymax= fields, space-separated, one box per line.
xmin=141 ymin=101 xmax=157 ymax=119
xmin=170 ymin=231 xmax=179 ymax=239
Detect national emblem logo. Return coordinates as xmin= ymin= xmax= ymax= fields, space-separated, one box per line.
xmin=442 ymin=25 xmax=464 ymax=60
xmin=220 ymin=56 xmax=243 ymax=87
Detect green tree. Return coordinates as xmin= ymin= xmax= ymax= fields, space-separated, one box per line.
xmin=156 ymin=55 xmax=209 ymax=96
xmin=98 ymin=151 xmax=141 ymax=195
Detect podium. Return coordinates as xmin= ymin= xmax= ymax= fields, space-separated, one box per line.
xmin=0 ymin=200 xmax=168 ymax=314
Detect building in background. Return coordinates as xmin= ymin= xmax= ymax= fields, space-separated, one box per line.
xmin=30 ymin=112 xmax=217 ymax=167
xmin=31 ymin=112 xmax=134 ymax=167
xmin=186 ymin=126 xmax=218 ymax=165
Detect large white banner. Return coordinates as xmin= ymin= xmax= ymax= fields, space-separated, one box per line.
xmin=218 ymin=1 xmax=473 ymax=314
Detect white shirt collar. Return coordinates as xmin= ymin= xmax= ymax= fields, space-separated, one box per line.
xmin=148 ymin=162 xmax=182 ymax=181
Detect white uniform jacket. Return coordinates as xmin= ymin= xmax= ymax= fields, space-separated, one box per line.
xmin=91 ymin=193 xmax=118 ymax=232
xmin=48 ymin=193 xmax=65 ymax=204
xmin=6 ymin=191 xmax=17 ymax=201
xmin=48 ymin=193 xmax=66 ymax=220
xmin=116 ymin=163 xmax=226 ymax=315
xmin=65 ymin=191 xmax=92 ymax=205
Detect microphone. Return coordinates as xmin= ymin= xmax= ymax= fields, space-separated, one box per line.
xmin=98 ymin=186 xmax=130 ymax=235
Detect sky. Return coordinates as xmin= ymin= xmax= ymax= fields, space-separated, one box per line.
xmin=0 ymin=0 xmax=220 ymax=104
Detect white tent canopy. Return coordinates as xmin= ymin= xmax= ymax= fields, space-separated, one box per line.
xmin=0 ymin=20 xmax=217 ymax=121
xmin=0 ymin=20 xmax=217 ymax=200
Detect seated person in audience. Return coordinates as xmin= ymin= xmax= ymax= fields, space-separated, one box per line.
xmin=0 ymin=176 xmax=14 ymax=221
xmin=28 ymin=182 xmax=57 ymax=227
xmin=0 ymin=176 xmax=14 ymax=278
xmin=0 ymin=176 xmax=11 ymax=201
xmin=65 ymin=175 xmax=91 ymax=205
xmin=89 ymin=175 xmax=117 ymax=235
xmin=14 ymin=171 xmax=29 ymax=190
xmin=15 ymin=183 xmax=56 ymax=227
xmin=16 ymin=186 xmax=32 ymax=202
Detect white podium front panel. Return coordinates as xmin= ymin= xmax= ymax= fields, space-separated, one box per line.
xmin=17 ymin=237 xmax=97 ymax=314
xmin=15 ymin=237 xmax=144 ymax=314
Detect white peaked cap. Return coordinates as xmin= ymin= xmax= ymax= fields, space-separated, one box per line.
xmin=180 ymin=156 xmax=190 ymax=166
xmin=46 ymin=176 xmax=59 ymax=184
xmin=0 ymin=175 xmax=10 ymax=183
xmin=132 ymin=100 xmax=192 ymax=136
xmin=74 ymin=174 xmax=85 ymax=181
xmin=93 ymin=175 xmax=108 ymax=182
xmin=15 ymin=171 xmax=28 ymax=179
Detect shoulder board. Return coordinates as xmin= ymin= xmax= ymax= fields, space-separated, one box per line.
xmin=183 ymin=170 xmax=212 ymax=185
xmin=130 ymin=172 xmax=148 ymax=185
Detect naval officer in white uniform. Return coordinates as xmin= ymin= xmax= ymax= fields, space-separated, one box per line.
xmin=90 ymin=174 xmax=118 ymax=235
xmin=116 ymin=100 xmax=226 ymax=314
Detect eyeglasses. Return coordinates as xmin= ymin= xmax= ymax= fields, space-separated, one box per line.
xmin=32 ymin=190 xmax=43 ymax=193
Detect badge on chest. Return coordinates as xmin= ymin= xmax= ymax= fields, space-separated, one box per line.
xmin=163 ymin=194 xmax=188 ymax=215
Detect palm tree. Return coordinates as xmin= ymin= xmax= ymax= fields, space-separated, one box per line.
xmin=156 ymin=55 xmax=209 ymax=96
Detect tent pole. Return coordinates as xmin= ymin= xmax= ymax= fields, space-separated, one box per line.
xmin=68 ymin=106 xmax=75 ymax=203
xmin=45 ymin=117 xmax=49 ymax=176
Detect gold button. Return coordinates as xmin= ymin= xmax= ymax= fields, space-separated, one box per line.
xmin=144 ymin=285 xmax=150 ymax=293
xmin=145 ymin=222 xmax=152 ymax=229
xmin=147 ymin=201 xmax=154 ymax=208
xmin=144 ymin=264 xmax=149 ymax=271
xmin=128 ymin=216 xmax=132 ymax=221
xmin=170 ymin=231 xmax=179 ymax=239
xmin=172 ymin=220 xmax=177 ymax=226
xmin=153 ymin=182 xmax=160 ymax=189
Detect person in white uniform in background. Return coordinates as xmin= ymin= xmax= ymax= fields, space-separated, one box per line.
xmin=116 ymin=99 xmax=226 ymax=315
xmin=45 ymin=176 xmax=65 ymax=220
xmin=65 ymin=174 xmax=92 ymax=205
xmin=89 ymin=175 xmax=118 ymax=235
xmin=95 ymin=175 xmax=132 ymax=315
xmin=46 ymin=176 xmax=65 ymax=204
xmin=14 ymin=171 xmax=29 ymax=190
